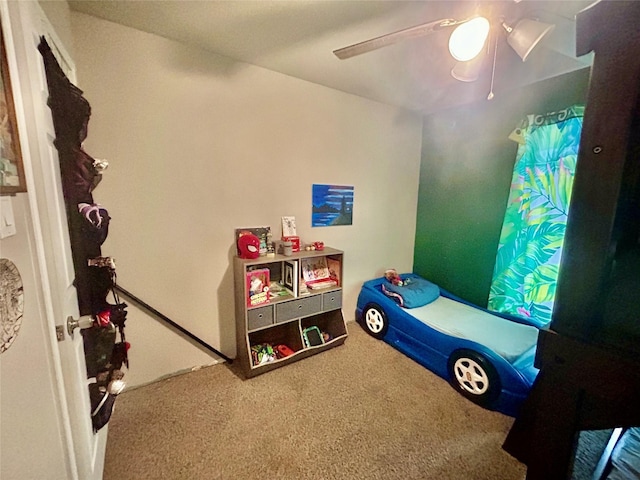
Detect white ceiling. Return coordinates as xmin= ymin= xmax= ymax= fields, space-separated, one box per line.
xmin=68 ymin=0 xmax=595 ymax=114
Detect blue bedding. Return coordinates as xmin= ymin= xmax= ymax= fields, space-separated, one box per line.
xmin=381 ymin=276 xmax=440 ymax=308
xmin=406 ymin=295 xmax=539 ymax=363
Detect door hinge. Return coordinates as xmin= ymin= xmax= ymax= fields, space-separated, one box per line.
xmin=55 ymin=324 xmax=65 ymax=342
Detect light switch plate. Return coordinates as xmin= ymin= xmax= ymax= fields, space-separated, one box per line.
xmin=0 ymin=196 xmax=17 ymax=238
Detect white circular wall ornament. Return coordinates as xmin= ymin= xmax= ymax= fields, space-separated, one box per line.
xmin=1 ymin=258 xmax=24 ymax=354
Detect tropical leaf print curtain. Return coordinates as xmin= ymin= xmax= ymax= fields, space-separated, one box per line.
xmin=488 ymin=105 xmax=584 ymax=328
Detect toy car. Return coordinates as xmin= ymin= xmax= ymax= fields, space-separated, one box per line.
xmin=356 ymin=273 xmax=541 ymax=416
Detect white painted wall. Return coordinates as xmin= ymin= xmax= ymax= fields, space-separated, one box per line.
xmin=38 ymin=0 xmax=75 ymax=56
xmin=0 ymin=195 xmax=70 ymax=480
xmin=69 ymin=12 xmax=422 ymax=387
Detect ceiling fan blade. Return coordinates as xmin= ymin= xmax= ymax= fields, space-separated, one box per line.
xmin=333 ymin=18 xmax=464 ymax=60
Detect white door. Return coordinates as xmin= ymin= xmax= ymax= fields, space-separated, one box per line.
xmin=1 ymin=2 xmax=106 ymax=479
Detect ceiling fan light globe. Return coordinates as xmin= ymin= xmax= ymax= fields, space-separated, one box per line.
xmin=450 ymin=53 xmax=485 ymax=82
xmin=451 ymin=64 xmax=479 ymax=82
xmin=448 ymin=16 xmax=490 ymax=62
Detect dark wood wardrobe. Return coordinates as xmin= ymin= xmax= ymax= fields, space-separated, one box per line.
xmin=502 ymin=1 xmax=640 ymax=478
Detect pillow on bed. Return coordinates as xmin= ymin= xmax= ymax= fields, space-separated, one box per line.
xmin=382 ymin=277 xmax=440 ymax=308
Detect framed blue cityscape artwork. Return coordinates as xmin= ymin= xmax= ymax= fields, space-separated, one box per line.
xmin=312 ymin=184 xmax=354 ymax=227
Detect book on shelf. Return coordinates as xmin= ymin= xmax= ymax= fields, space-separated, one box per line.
xmin=306 ymin=279 xmax=337 ymax=290
xmin=246 ymin=268 xmax=270 ymax=307
xmin=299 ymin=280 xmax=309 ymax=295
xmin=300 ymin=257 xmax=337 ymax=290
xmin=326 ymin=257 xmax=341 ymax=287
xmin=282 ymin=259 xmax=298 ymax=297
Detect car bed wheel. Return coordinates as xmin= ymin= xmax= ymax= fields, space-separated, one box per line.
xmin=361 ymin=303 xmax=388 ymax=340
xmin=447 ymin=349 xmax=500 ymax=407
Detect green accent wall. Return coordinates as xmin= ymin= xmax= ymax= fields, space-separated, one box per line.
xmin=414 ymin=68 xmax=591 ymax=306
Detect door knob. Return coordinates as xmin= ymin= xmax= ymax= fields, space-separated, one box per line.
xmin=66 ymin=315 xmax=93 ymax=337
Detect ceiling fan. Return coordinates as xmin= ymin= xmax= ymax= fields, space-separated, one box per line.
xmin=333 ymin=13 xmax=555 ymax=97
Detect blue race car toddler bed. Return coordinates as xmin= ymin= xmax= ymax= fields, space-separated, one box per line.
xmin=355 ymin=273 xmax=540 ymax=416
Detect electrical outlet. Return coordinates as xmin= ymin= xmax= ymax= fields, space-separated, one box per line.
xmin=0 ymin=197 xmax=17 ymax=238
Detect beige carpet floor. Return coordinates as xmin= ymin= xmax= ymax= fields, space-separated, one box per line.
xmin=104 ymin=323 xmax=527 ymax=480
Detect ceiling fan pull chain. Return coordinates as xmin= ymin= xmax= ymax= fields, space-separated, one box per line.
xmin=487 ymin=32 xmax=498 ymax=100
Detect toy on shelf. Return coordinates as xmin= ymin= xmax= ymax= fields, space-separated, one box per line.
xmin=251 ymin=343 xmax=276 ymax=365
xmin=303 ymin=326 xmax=324 ymax=347
xmin=266 ymin=231 xmax=275 ymax=257
xmin=303 ymin=241 xmax=325 ymax=252
xmin=274 ymin=344 xmax=295 ymax=358
xmin=235 ymin=227 xmax=271 ymax=257
xmin=238 ymin=233 xmax=261 ymax=259
xmin=246 ymin=268 xmax=270 ymax=307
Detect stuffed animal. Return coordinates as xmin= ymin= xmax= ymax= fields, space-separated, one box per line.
xmin=384 ymin=269 xmax=404 ymax=286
